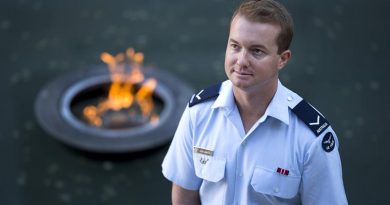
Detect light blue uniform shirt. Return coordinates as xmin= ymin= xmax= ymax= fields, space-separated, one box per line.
xmin=162 ymin=80 xmax=348 ymax=205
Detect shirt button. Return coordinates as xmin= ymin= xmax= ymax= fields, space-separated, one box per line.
xmin=273 ymin=187 xmax=280 ymax=193
xmin=287 ymin=96 xmax=293 ymax=101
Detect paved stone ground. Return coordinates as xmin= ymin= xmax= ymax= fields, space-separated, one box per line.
xmin=0 ymin=0 xmax=389 ymax=204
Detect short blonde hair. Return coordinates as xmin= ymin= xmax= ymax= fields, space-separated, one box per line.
xmin=231 ymin=0 xmax=294 ymax=54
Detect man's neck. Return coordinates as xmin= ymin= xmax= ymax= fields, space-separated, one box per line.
xmin=233 ymin=80 xmax=278 ymax=133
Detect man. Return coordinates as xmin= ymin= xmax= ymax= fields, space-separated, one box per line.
xmin=162 ymin=0 xmax=348 ymax=204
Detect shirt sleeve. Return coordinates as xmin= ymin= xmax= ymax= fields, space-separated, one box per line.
xmin=300 ymin=128 xmax=348 ymax=205
xmin=161 ymin=106 xmax=202 ymax=190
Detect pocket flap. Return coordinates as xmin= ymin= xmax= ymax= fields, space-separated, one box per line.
xmin=251 ymin=166 xmax=301 ymax=199
xmin=194 ymin=155 xmax=226 ymax=183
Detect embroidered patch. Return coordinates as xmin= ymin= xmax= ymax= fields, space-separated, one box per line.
xmin=322 ymin=132 xmax=335 ymax=152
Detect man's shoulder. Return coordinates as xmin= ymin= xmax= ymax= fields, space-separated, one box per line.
xmin=280 ymin=84 xmax=332 ymax=137
xmin=188 ymin=82 xmax=222 ymax=107
xmin=281 ymin=84 xmax=339 ymax=153
xmin=289 ymin=99 xmax=331 ymax=137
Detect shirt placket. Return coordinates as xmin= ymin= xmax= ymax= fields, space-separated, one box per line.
xmin=233 ymin=139 xmax=248 ymax=205
xmin=232 ymin=112 xmax=267 ymax=204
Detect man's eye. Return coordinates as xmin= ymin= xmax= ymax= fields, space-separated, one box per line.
xmin=253 ymin=49 xmax=264 ymax=55
xmin=230 ymin=44 xmax=239 ymax=49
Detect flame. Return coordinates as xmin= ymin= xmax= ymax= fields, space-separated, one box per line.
xmin=136 ymin=78 xmax=157 ymax=117
xmin=83 ymin=48 xmax=159 ymax=127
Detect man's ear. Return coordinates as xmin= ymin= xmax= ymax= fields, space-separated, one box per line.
xmin=278 ymin=50 xmax=292 ymax=70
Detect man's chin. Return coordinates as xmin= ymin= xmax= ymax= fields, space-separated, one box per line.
xmin=230 ymin=79 xmax=252 ymax=90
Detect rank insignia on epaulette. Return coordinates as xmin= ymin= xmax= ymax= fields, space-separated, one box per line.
xmin=291 ymin=100 xmax=330 ymax=137
xmin=188 ymin=83 xmax=221 ymax=107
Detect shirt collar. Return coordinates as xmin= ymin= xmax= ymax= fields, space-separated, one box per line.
xmin=211 ymin=80 xmax=236 ymax=115
xmin=266 ymin=80 xmax=290 ymax=125
xmin=211 ymin=80 xmax=290 ymax=125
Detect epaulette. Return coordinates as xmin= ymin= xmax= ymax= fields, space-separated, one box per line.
xmin=188 ymin=83 xmax=222 ymax=107
xmin=291 ymin=100 xmax=330 ymax=137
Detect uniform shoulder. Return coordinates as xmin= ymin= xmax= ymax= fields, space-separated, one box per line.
xmin=282 ymin=86 xmax=338 ymax=153
xmin=188 ymin=82 xmax=222 ymax=107
xmin=289 ymin=98 xmax=331 ymax=137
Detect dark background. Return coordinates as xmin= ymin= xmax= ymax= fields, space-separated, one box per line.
xmin=1 ymin=0 xmax=389 ymax=204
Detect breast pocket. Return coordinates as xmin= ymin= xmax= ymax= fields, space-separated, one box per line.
xmin=250 ymin=166 xmax=301 ymax=199
xmin=193 ymin=153 xmax=226 ymax=183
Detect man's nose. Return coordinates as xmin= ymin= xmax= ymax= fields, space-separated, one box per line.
xmin=236 ymin=51 xmax=249 ymax=67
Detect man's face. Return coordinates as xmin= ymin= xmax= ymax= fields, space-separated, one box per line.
xmin=225 ymin=15 xmax=288 ymax=92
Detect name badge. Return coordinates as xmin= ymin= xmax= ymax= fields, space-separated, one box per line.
xmin=193 ymin=146 xmax=213 ymax=156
